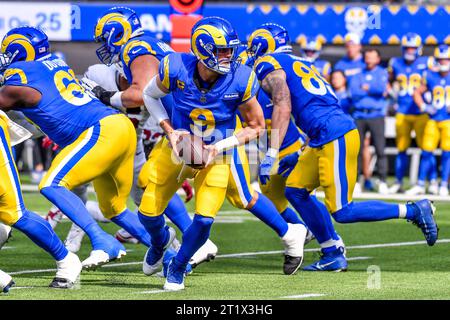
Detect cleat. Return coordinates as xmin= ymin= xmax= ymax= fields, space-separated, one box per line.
xmin=408 ymin=200 xmax=439 ymax=246
xmin=0 ymin=223 xmax=12 ymax=249
xmin=364 ymin=179 xmax=376 ymax=192
xmin=388 ymin=183 xmax=403 ymax=194
xmin=406 ymin=185 xmax=425 ymax=196
xmin=335 ymin=234 xmax=347 ymax=257
xmin=82 ymin=235 xmax=126 ymax=270
xmin=115 ymin=229 xmax=139 ymax=244
xmin=304 ymin=228 xmax=315 ymax=246
xmin=428 ymin=182 xmax=439 ymax=195
xmin=64 ymin=223 xmax=85 ymax=253
xmin=303 ymin=247 xmax=348 ymax=272
xmin=50 ymin=251 xmax=82 ymax=289
xmin=171 ymin=237 xmax=181 ymax=252
xmin=162 ymin=249 xmax=193 ymax=277
xmin=143 ymin=227 xmax=176 ymax=276
xmin=353 ymin=182 xmax=362 ymax=195
xmin=439 ymin=186 xmax=449 ymax=197
xmin=0 ymin=270 xmax=14 ymax=293
xmin=281 ymin=223 xmax=307 ymax=275
xmin=378 ymin=181 xmax=389 ymax=195
xmin=189 ymin=239 xmax=218 ymax=268
xmin=45 ymin=206 xmax=64 ymax=229
xmin=163 ymin=259 xmax=185 ymax=291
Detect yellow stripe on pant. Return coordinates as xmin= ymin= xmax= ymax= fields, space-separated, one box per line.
xmin=39 ymin=114 xmax=136 ymax=219
xmin=286 ymin=129 xmax=359 ymax=214
xmin=0 ymin=116 xmax=24 ymax=225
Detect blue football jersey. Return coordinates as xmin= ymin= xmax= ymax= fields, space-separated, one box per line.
xmin=388 ymin=56 xmax=432 ymax=115
xmin=254 ymin=53 xmax=356 ymax=147
xmin=424 ymin=70 xmax=450 ymax=122
xmin=314 ymin=59 xmax=331 ymax=78
xmin=3 ymin=54 xmax=117 ymax=147
xmin=334 ymin=56 xmax=365 ymax=80
xmin=119 ymin=31 xmax=174 ymax=83
xmin=159 ymin=52 xmax=259 ymax=144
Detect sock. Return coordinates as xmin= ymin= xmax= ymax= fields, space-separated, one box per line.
xmin=111 ymin=209 xmax=151 ymax=247
xmin=285 ymin=187 xmax=337 ymax=253
xmin=174 ymin=215 xmax=214 ymax=267
xmin=280 ymin=207 xmax=304 ymax=225
xmin=311 ymin=196 xmax=339 ymax=241
xmin=248 ymin=192 xmax=288 ymax=237
xmin=40 ymin=186 xmax=106 ymax=248
xmin=164 ymin=194 xmax=192 ymax=233
xmin=395 ymin=152 xmax=408 ymax=184
xmin=429 ymin=153 xmax=438 ymax=182
xmin=441 ymin=151 xmax=450 ymax=186
xmin=13 ymin=210 xmax=68 ymax=261
xmin=138 ymin=212 xmax=168 ymax=248
xmin=333 ymin=201 xmax=409 ymax=223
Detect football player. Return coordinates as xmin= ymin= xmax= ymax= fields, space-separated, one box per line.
xmin=141 ymin=17 xmax=306 ymax=290
xmin=88 ymin=7 xmax=217 ymax=268
xmin=300 ymin=36 xmax=331 ymax=81
xmin=412 ymin=45 xmax=450 ymax=196
xmin=388 ymin=33 xmax=434 ymax=194
xmin=255 ymin=41 xmax=438 ymax=271
xmin=334 ymin=33 xmax=365 ymax=81
xmin=0 ymin=110 xmax=81 ymax=288
xmin=0 ymin=26 xmax=154 ymax=270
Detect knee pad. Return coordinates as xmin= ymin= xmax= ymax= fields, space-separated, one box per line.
xmin=285 ymin=187 xmax=310 ymax=202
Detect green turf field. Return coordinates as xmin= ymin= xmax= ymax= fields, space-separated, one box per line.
xmin=1 ymin=190 xmax=449 ymax=300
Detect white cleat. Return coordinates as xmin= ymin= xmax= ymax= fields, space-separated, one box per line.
xmin=353 ymin=182 xmax=362 ymax=195
xmin=378 ymin=182 xmax=389 ymax=195
xmin=406 ymin=185 xmax=425 ymax=196
xmin=49 ymin=252 xmax=82 ymax=289
xmin=46 ymin=206 xmax=64 ymax=229
xmin=115 ymin=229 xmax=139 ymax=244
xmin=281 ymin=223 xmax=307 ymax=275
xmin=0 ymin=269 xmax=14 ymax=293
xmin=65 ymin=223 xmax=85 ymax=253
xmin=388 ymin=183 xmax=402 ymax=194
xmin=428 ymin=182 xmax=439 ymax=195
xmin=189 ymin=239 xmax=218 ymax=268
xmin=82 ymin=249 xmax=126 ymax=271
xmin=0 ymin=223 xmax=12 ymax=249
xmin=439 ymin=186 xmax=449 ymax=196
xmin=163 ymin=280 xmax=185 ymax=291
xmin=143 ymin=227 xmax=176 ymax=276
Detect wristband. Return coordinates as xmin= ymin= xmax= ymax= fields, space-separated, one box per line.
xmin=266 ymin=147 xmax=279 ymax=158
xmin=110 ymin=91 xmax=123 ymax=108
xmin=214 ymin=135 xmax=239 ymax=153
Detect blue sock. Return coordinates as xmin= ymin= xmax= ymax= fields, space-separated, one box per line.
xmin=395 ymin=152 xmax=408 ymax=184
xmin=249 ymin=193 xmax=288 ymax=237
xmin=111 ymin=209 xmax=151 ymax=247
xmin=333 ymin=201 xmax=401 ymax=223
xmin=280 ymin=207 xmax=304 ymax=225
xmin=429 ymin=153 xmax=438 ymax=182
xmin=40 ymin=186 xmax=106 ymax=248
xmin=285 ymin=187 xmax=337 ymax=252
xmin=441 ymin=151 xmax=450 ymax=186
xmin=13 ymin=210 xmax=68 ymax=261
xmin=174 ymin=214 xmax=213 ymax=267
xmin=138 ymin=212 xmax=168 ymax=248
xmin=164 ymin=194 xmax=192 ymax=233
xmin=311 ymin=196 xmax=339 ymax=241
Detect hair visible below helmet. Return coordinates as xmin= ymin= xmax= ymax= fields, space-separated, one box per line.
xmin=401 ymin=32 xmax=422 ymax=62
xmin=434 ymin=44 xmax=450 ymax=73
xmin=0 ymin=26 xmax=50 ymax=70
xmin=247 ymin=23 xmax=292 ymax=61
xmin=191 ymin=16 xmax=241 ymax=74
xmin=300 ymin=36 xmax=322 ymax=61
xmin=94 ymin=6 xmax=143 ymax=66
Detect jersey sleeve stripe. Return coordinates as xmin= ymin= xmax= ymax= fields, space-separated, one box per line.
xmin=161 ymin=56 xmax=171 ymax=90
xmin=3 ymin=68 xmax=28 ymax=84
xmin=243 ymin=71 xmax=256 ymax=102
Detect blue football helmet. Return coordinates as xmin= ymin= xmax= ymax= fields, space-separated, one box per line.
xmin=191 ymin=16 xmax=241 ymax=74
xmin=401 ymin=32 xmax=422 ymax=62
xmin=434 ymin=44 xmax=450 ymax=72
xmin=94 ymin=7 xmax=143 ymax=66
xmin=300 ymin=36 xmax=322 ymax=62
xmin=0 ymin=26 xmax=50 ymax=71
xmin=246 ymin=23 xmax=292 ymax=62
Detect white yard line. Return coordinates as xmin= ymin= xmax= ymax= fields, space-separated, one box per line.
xmin=6 ymin=238 xmax=449 ymax=276
xmin=280 ymin=293 xmax=326 ymax=299
xmin=10 ymin=286 xmax=35 ymax=290
xmin=138 ymin=289 xmax=168 ymax=294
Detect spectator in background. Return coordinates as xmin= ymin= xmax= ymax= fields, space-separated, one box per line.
xmin=300 ymin=36 xmax=331 ymax=81
xmin=331 ymin=69 xmax=351 ymax=114
xmin=349 ymin=49 xmax=390 ymax=194
xmin=334 ymin=33 xmax=366 ymax=81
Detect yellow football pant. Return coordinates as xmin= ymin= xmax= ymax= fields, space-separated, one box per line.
xmin=0 ymin=116 xmax=25 ymax=225
xmin=395 ymin=113 xmax=428 ymax=151
xmin=422 ymin=119 xmax=450 ymax=152
xmin=39 ymin=114 xmax=136 ymax=219
xmin=286 ymin=129 xmax=360 ymax=213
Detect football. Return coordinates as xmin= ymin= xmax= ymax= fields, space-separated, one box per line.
xmin=177 ymin=134 xmax=208 ymax=169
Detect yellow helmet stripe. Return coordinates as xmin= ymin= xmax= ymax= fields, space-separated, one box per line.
xmin=122 ymin=40 xmax=157 ymax=66
xmin=247 ymin=29 xmax=276 ymax=53
xmin=1 ymin=34 xmax=35 ymax=61
xmin=95 ymin=13 xmax=122 ymax=38
xmin=191 ymin=25 xmax=227 ymax=59
xmin=95 ymin=13 xmax=132 ymax=46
